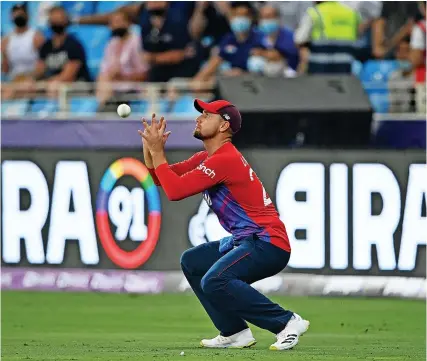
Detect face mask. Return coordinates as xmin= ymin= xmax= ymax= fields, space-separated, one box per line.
xmin=111 ymin=28 xmax=128 ymax=38
xmin=247 ymin=55 xmax=267 ymax=74
xmin=398 ymin=60 xmax=412 ymax=72
xmin=230 ymin=17 xmax=251 ymax=34
xmin=259 ymin=19 xmax=279 ymax=35
xmin=14 ymin=15 xmax=28 ymax=28
xmin=264 ymin=61 xmax=285 ymax=77
xmin=149 ymin=8 xmax=166 ymax=17
xmin=51 ymin=24 xmax=67 ymax=34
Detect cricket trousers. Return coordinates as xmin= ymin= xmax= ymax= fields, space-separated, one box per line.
xmin=180 ymin=235 xmax=294 ymax=336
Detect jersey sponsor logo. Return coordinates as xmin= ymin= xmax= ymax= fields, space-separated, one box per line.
xmin=197 ymin=163 xmax=216 ymax=179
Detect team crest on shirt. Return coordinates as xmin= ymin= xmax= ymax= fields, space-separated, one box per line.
xmin=224 ymin=45 xmax=237 ymax=54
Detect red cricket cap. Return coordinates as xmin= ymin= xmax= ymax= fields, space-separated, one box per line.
xmin=194 ymin=99 xmax=242 ymax=134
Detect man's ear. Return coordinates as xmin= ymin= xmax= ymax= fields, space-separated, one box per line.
xmin=220 ymin=120 xmax=231 ymax=133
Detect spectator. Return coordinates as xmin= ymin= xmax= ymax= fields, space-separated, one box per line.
xmin=271 ymin=1 xmax=313 ymax=30
xmin=388 ymin=37 xmax=415 ymax=113
xmin=140 ymin=1 xmax=199 ymax=82
xmin=96 ymin=10 xmax=148 ymax=111
xmin=410 ymin=1 xmax=426 ymax=113
xmin=248 ymin=4 xmax=298 ymax=77
xmin=373 ymin=1 xmax=421 ymax=59
xmin=192 ymin=2 xmax=263 ymax=87
xmin=189 ymin=2 xmax=231 ymax=62
xmin=345 ymin=1 xmax=382 ymax=62
xmin=34 ymin=6 xmax=91 ymax=97
xmin=294 ymin=1 xmax=360 ymax=74
xmin=1 ymin=3 xmax=45 ymax=99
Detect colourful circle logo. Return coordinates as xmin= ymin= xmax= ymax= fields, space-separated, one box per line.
xmin=96 ymin=158 xmax=161 ymax=269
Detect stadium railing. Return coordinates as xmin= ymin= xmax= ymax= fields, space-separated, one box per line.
xmin=1 ymin=78 xmax=425 ymax=121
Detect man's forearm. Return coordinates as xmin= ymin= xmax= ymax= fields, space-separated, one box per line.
xmin=152 ymin=150 xmax=168 ymax=169
xmin=143 ymin=144 xmax=154 ymax=169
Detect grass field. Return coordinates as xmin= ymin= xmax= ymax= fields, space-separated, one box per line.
xmin=1 ymin=291 xmax=425 ymax=361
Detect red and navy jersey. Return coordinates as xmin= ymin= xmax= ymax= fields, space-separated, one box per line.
xmin=149 ymin=142 xmax=290 ymax=252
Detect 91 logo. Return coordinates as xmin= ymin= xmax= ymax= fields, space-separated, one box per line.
xmin=96 ymin=158 xmax=162 ymax=269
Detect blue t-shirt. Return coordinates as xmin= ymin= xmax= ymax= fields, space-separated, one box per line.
xmin=140 ymin=6 xmax=191 ymax=53
xmin=218 ymin=29 xmax=263 ymax=71
xmin=260 ymin=27 xmax=299 ymax=70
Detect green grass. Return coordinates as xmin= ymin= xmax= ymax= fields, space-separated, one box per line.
xmin=1 ymin=291 xmax=425 ymax=361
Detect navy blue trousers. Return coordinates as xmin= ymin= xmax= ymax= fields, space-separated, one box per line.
xmin=180 ymin=235 xmax=294 ymax=336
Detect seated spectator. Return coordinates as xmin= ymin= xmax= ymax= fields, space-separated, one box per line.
xmin=192 ymin=2 xmax=263 ymax=88
xmin=410 ymin=1 xmax=426 ymax=113
xmin=248 ymin=4 xmax=299 ymax=77
xmin=34 ymin=6 xmax=91 ymax=97
xmin=1 ymin=3 xmax=45 ymax=99
xmin=96 ymin=10 xmax=148 ymax=111
xmin=388 ymin=37 xmax=415 ymax=113
xmin=140 ymin=1 xmax=200 ymax=82
xmin=294 ymin=1 xmax=360 ymax=74
xmin=373 ymin=1 xmax=421 ymax=59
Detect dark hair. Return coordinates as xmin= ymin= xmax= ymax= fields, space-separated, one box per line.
xmin=12 ymin=2 xmax=27 ymax=14
xmin=231 ymin=1 xmax=255 ymax=15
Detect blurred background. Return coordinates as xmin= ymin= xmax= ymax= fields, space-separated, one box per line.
xmin=1 ymin=0 xmax=426 ymax=297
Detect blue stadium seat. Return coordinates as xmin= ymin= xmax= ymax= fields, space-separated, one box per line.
xmin=69 ymin=97 xmax=98 ymax=114
xmin=30 ymin=98 xmax=59 ymax=114
xmin=367 ymin=92 xmax=390 ymax=113
xmin=96 ymin=1 xmax=131 ymax=14
xmin=360 ymin=61 xmax=400 ymax=114
xmin=1 ymin=1 xmax=18 ymax=36
xmin=1 ymin=99 xmax=30 ymax=117
xmin=130 ymin=100 xmax=149 ymax=114
xmin=60 ymin=1 xmax=95 ymax=19
xmin=351 ymin=60 xmax=363 ymax=78
xmin=171 ymin=95 xmax=199 ymax=114
xmin=360 ymin=60 xmax=400 ymax=82
xmin=68 ymin=25 xmax=110 ymax=79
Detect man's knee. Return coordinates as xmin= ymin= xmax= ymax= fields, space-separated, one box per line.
xmin=180 ymin=246 xmax=205 ymax=276
xmin=180 ymin=248 xmax=194 ymax=275
xmin=201 ymin=272 xmax=225 ymax=295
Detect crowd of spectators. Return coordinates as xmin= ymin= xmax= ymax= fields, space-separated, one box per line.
xmin=1 ymin=1 xmax=426 ymax=113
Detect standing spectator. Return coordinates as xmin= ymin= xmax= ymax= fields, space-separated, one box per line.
xmin=96 ymin=10 xmax=148 ymax=111
xmin=248 ymin=4 xmax=298 ymax=77
xmin=373 ymin=1 xmax=421 ymax=59
xmin=192 ymin=2 xmax=263 ymax=87
xmin=345 ymin=1 xmax=382 ymax=62
xmin=1 ymin=3 xmax=45 ymax=99
xmin=271 ymin=1 xmax=313 ymax=31
xmin=388 ymin=37 xmax=415 ymax=113
xmin=410 ymin=1 xmax=426 ymax=113
xmin=34 ymin=6 xmax=91 ymax=97
xmin=189 ymin=2 xmax=231 ymax=62
xmin=140 ymin=1 xmax=199 ymax=82
xmin=294 ymin=1 xmax=360 ymax=74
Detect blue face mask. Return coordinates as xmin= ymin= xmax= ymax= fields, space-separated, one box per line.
xmin=230 ymin=17 xmax=251 ymax=34
xmin=247 ymin=55 xmax=267 ymax=74
xmin=259 ymin=19 xmax=280 ymax=35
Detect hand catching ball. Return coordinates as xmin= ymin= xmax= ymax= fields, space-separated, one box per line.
xmin=117 ymin=104 xmax=131 ymax=118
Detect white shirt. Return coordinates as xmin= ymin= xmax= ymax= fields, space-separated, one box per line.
xmin=411 ymin=22 xmax=426 ymax=50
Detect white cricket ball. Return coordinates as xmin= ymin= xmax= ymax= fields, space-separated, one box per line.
xmin=117 ymin=103 xmax=131 ymax=118
xmin=180 ymin=351 xmax=185 ymax=356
